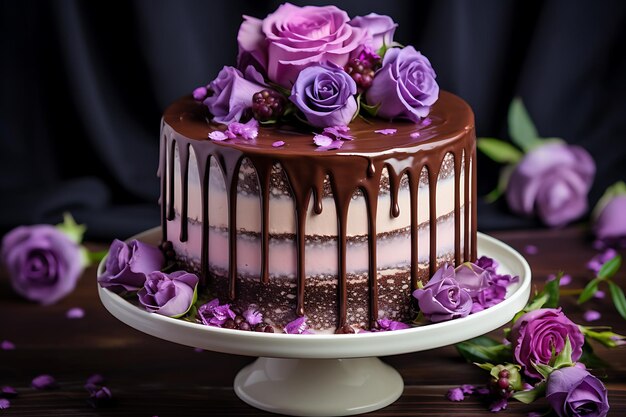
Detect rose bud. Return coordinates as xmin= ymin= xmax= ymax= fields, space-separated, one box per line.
xmin=138 ymin=271 xmax=199 ymax=318
xmin=546 ymin=366 xmax=609 ymax=417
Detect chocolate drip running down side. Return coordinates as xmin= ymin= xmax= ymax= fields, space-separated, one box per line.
xmin=160 ymin=91 xmax=477 ymax=329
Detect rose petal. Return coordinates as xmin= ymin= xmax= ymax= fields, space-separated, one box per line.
xmin=583 ymin=310 xmax=601 ymax=322
xmin=272 ymin=140 xmax=285 ymax=147
xmin=208 ymin=131 xmax=229 ymax=141
xmin=313 ymin=134 xmax=333 ymax=147
xmin=446 ymin=387 xmax=464 ymax=401
xmin=66 ymin=307 xmax=85 ymax=319
xmin=374 ymin=128 xmax=397 ymax=135
xmin=594 ymin=290 xmax=606 ymax=299
xmin=1 ymin=340 xmax=15 ymax=350
xmin=0 ymin=399 xmax=10 ymax=410
xmin=489 ymin=398 xmax=508 ymax=412
xmin=32 ymin=374 xmax=57 ymax=390
xmin=0 ymin=386 xmax=17 ymax=398
xmin=410 ymin=132 xmax=421 ymax=139
xmin=86 ymin=374 xmax=105 ymax=386
xmin=524 ymin=245 xmax=538 ymax=255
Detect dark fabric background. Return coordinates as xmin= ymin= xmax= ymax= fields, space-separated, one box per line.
xmin=1 ymin=0 xmax=625 ymax=241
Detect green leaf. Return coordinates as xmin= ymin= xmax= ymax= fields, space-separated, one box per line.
xmin=597 ymin=255 xmax=622 ymax=280
xmin=477 ymin=138 xmax=524 ymax=164
xmin=474 ymin=362 xmax=496 ymax=372
xmin=608 ymin=281 xmax=626 ymax=320
xmin=87 ymin=249 xmax=108 ymax=265
xmin=455 ymin=336 xmax=512 ymax=364
xmin=518 ymin=273 xmax=562 ymax=318
xmin=484 ymin=163 xmax=516 ymax=204
xmin=512 ymin=381 xmax=546 ymax=404
xmin=553 ymin=337 xmax=574 ymax=369
xmin=580 ymin=327 xmax=625 ymax=350
xmin=56 ymin=212 xmax=86 ymax=244
xmin=592 ymin=181 xmax=626 ymax=220
xmin=170 ymin=283 xmax=198 ymax=319
xmin=533 ymin=362 xmax=554 ymax=380
xmin=508 ymin=97 xmax=544 ymax=152
xmin=361 ymin=101 xmax=381 ymax=118
xmin=578 ymin=277 xmax=601 ymax=304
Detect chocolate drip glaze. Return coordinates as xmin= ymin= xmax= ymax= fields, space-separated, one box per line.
xmin=160 ymin=90 xmax=476 ymax=329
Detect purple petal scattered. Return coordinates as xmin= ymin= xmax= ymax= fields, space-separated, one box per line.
xmin=323 ymin=126 xmax=355 ymax=140
xmin=86 ymin=384 xmax=113 ymax=408
xmin=284 ymin=316 xmax=313 ymax=334
xmin=476 ymin=387 xmax=490 ymax=395
xmin=410 ymin=132 xmax=421 ymax=139
xmin=0 ymin=386 xmax=17 ymax=398
xmin=272 ymin=140 xmax=285 ymax=148
xmin=313 ymin=134 xmax=334 ymax=147
xmin=524 ymin=244 xmax=538 ymax=255
xmin=489 ymin=398 xmax=508 ymax=412
xmin=594 ymin=290 xmax=606 ymax=299
xmin=86 ymin=374 xmax=104 ymax=386
xmin=228 ymin=118 xmax=259 ymax=140
xmin=197 ymin=298 xmax=237 ymax=328
xmin=66 ymin=307 xmax=85 ymax=319
xmin=32 ymin=374 xmax=57 ymax=390
xmin=0 ymin=399 xmax=10 ymax=410
xmin=1 ymin=340 xmax=15 ymax=350
xmin=587 ymin=248 xmax=617 ymax=274
xmin=192 ymin=86 xmax=208 ymax=101
xmin=376 ymin=318 xmax=410 ymax=331
xmin=461 ymin=384 xmax=476 ymax=394
xmin=546 ymin=274 xmax=572 ymax=286
xmin=208 ymin=131 xmax=229 ymax=141
xmin=243 ymin=307 xmax=263 ymax=326
xmin=446 ymin=387 xmax=465 ymax=401
xmin=421 ymin=117 xmax=432 ymax=126
xmin=374 ymin=128 xmax=397 ymax=135
xmin=583 ymin=310 xmax=601 ymax=322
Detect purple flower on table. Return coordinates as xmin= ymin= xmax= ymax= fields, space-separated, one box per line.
xmin=366 ymin=46 xmax=439 ymax=122
xmin=290 ymin=63 xmax=358 ymax=128
xmin=138 ymin=271 xmax=198 ymax=318
xmin=349 ymin=13 xmax=398 ymax=54
xmin=592 ymin=181 xmax=626 ymax=245
xmin=203 ymin=65 xmax=265 ymax=125
xmin=237 ymin=4 xmax=367 ymax=87
xmin=97 ymin=239 xmax=164 ymax=292
xmin=509 ymin=308 xmax=584 ymax=379
xmin=197 ymin=298 xmax=236 ymax=327
xmin=505 ymin=142 xmax=595 ymax=228
xmin=1 ymin=224 xmax=84 ymax=305
xmin=455 ymin=261 xmax=518 ymax=313
xmin=586 ymin=248 xmax=617 ymax=274
xmin=412 ymin=264 xmax=473 ymax=322
xmin=32 ymin=374 xmax=57 ymax=390
xmin=546 ymin=366 xmax=609 ymax=417
xmin=376 ymin=318 xmax=410 ymax=331
xmin=284 ymin=316 xmax=313 ymax=334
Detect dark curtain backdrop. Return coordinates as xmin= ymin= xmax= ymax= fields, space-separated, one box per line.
xmin=1 ymin=0 xmax=625 ymax=241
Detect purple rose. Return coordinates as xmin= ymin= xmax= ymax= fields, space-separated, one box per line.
xmin=366 ymin=46 xmax=439 ymax=122
xmin=412 ymin=264 xmax=473 ymax=322
xmin=290 ymin=63 xmax=357 ymax=128
xmin=97 ymin=239 xmax=164 ymax=292
xmin=237 ymin=4 xmax=367 ymax=86
xmin=454 ymin=263 xmax=491 ymax=298
xmin=1 ymin=225 xmax=84 ymax=305
xmin=509 ymin=308 xmax=584 ymax=379
xmin=138 ymin=270 xmax=198 ymax=317
xmin=506 ymin=142 xmax=595 ymax=227
xmin=593 ymin=182 xmax=626 ymax=243
xmin=546 ymin=366 xmax=609 ymax=417
xmin=203 ymin=65 xmax=265 ymax=124
xmin=349 ymin=13 xmax=398 ymax=53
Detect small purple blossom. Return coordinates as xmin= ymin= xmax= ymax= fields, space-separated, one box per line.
xmin=272 ymin=140 xmax=285 ymax=148
xmin=0 ymin=399 xmax=9 ymax=410
xmin=197 ymin=298 xmax=236 ymax=327
xmin=584 ymin=310 xmax=601 ymax=322
xmin=32 ymin=374 xmax=57 ymax=390
xmin=447 ymin=387 xmax=464 ymax=402
xmin=192 ymin=86 xmax=208 ymax=101
xmin=587 ymin=248 xmax=617 ymax=274
xmin=376 ymin=318 xmax=410 ymax=331
xmin=208 ymin=131 xmax=229 ymax=141
xmin=374 ymin=128 xmax=397 ymax=135
xmin=284 ymin=316 xmax=313 ymax=334
xmin=243 ymin=307 xmax=263 ymax=326
xmin=1 ymin=340 xmax=15 ymax=350
xmin=66 ymin=307 xmax=85 ymax=319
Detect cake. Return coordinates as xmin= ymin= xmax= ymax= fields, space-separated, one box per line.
xmin=158 ymin=4 xmax=476 ymax=333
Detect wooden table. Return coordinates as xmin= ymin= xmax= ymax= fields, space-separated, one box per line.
xmin=1 ymin=227 xmax=625 ymax=416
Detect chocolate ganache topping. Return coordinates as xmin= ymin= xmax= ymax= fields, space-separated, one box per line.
xmin=159 ymin=90 xmax=477 ymax=329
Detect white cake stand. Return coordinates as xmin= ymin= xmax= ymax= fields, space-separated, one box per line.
xmin=98 ymin=229 xmax=531 ymax=417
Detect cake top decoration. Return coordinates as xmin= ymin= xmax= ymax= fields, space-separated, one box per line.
xmin=194 ymin=3 xmax=439 ymax=146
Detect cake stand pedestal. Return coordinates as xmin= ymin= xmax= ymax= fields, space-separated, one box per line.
xmin=98 ymin=230 xmax=531 ymax=417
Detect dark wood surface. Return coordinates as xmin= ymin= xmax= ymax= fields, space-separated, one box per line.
xmin=1 ymin=227 xmax=625 ymax=416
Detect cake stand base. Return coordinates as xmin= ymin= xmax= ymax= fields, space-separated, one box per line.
xmin=234 ymin=357 xmax=403 ymax=416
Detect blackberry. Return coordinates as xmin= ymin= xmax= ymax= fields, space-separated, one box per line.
xmin=344 ymin=58 xmax=377 ymax=93
xmin=252 ymin=89 xmax=286 ymax=122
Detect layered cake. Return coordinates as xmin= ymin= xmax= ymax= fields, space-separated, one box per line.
xmin=159 ymin=4 xmax=477 ymax=333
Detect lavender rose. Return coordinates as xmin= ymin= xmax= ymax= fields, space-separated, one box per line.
xmin=237 ymin=3 xmax=367 ymax=86
xmin=506 ymin=142 xmax=595 ymax=227
xmin=366 ymin=46 xmax=439 ymax=122
xmin=546 ymin=366 xmax=609 ymax=417
xmin=97 ymin=239 xmax=164 ymax=292
xmin=509 ymin=308 xmax=584 ymax=378
xmin=290 ymin=63 xmax=357 ymax=128
xmin=203 ymin=65 xmax=265 ymax=124
xmin=412 ymin=264 xmax=473 ymax=322
xmin=1 ymin=225 xmax=84 ymax=305
xmin=138 ymin=270 xmax=198 ymax=317
xmin=349 ymin=13 xmax=398 ymax=53
xmin=592 ymin=182 xmax=626 ymax=243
